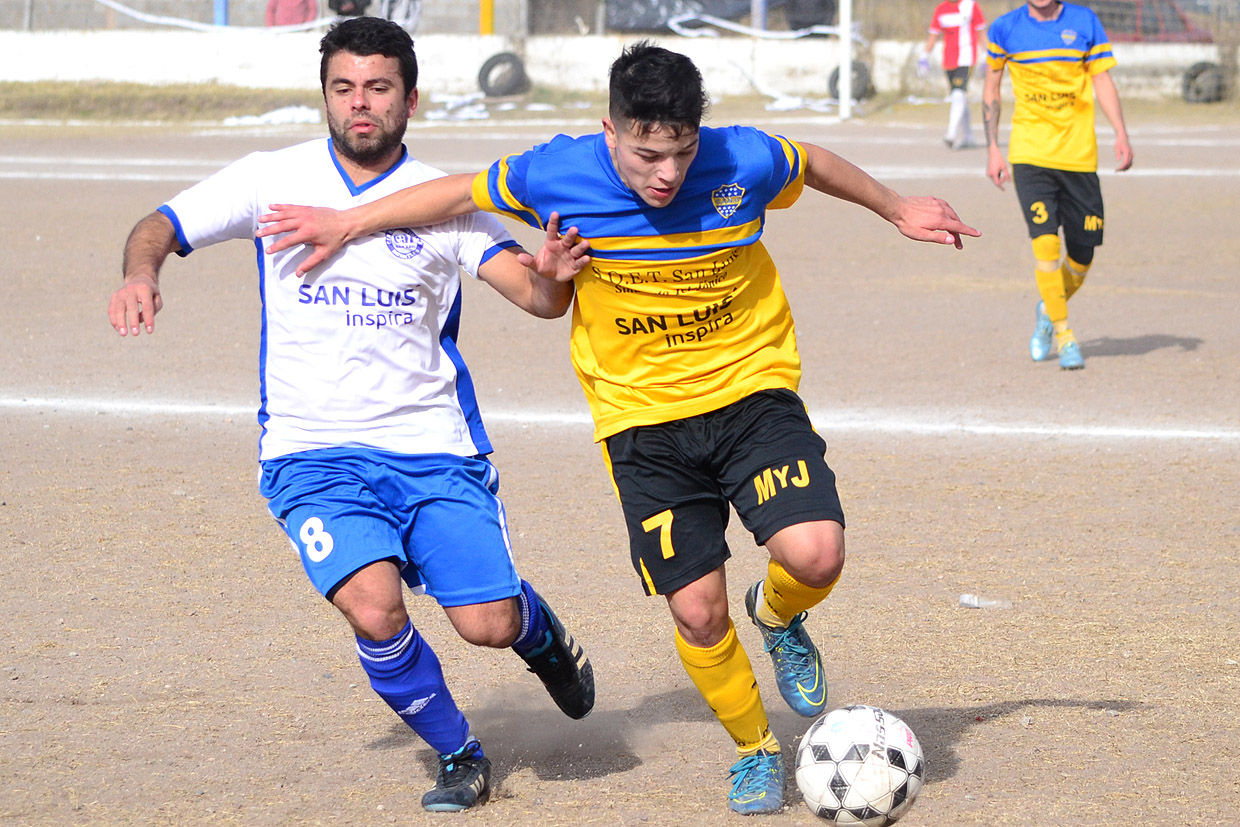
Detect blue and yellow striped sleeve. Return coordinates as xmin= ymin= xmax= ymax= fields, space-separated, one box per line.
xmin=471 ymin=153 xmax=545 ymax=230
xmin=768 ymin=136 xmax=806 ymax=211
xmin=1084 ymin=41 xmax=1116 ymax=75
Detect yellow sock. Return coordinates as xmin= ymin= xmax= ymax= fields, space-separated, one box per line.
xmin=1034 ymin=264 xmax=1068 ymax=323
xmin=1032 ymin=235 xmax=1067 ymax=323
xmin=1062 ymin=257 xmax=1090 ymax=300
xmin=755 ymin=560 xmax=839 ymax=628
xmin=1056 ymin=326 xmax=1077 ymax=349
xmin=675 ymin=622 xmax=775 ymax=754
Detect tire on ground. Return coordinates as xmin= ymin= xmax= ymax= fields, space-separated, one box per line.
xmin=478 ymin=52 xmax=530 ymax=97
xmin=828 ymin=61 xmax=875 ymax=100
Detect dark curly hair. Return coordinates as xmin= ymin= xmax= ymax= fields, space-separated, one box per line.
xmin=319 ymin=16 xmax=418 ymax=96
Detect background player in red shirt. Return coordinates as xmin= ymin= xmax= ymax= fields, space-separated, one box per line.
xmin=920 ymin=0 xmax=988 ymax=149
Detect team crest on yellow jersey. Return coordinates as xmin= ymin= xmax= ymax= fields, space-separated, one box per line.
xmin=1060 ymin=29 xmax=1078 ymax=46
xmin=712 ymin=183 xmax=745 ymax=219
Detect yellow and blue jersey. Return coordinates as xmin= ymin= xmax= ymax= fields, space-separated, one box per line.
xmin=472 ymin=126 xmax=808 ymax=441
xmin=986 ymin=2 xmax=1117 ymax=172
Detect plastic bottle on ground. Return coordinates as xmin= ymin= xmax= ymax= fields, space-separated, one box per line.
xmin=959 ymin=593 xmax=1012 ymax=609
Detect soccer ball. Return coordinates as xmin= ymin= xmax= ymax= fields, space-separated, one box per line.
xmin=795 ymin=705 xmax=925 ymax=825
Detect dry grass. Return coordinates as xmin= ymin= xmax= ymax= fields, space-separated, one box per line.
xmin=0 ymin=81 xmax=322 ymax=121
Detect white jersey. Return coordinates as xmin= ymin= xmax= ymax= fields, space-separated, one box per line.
xmin=160 ymin=138 xmax=517 ymax=461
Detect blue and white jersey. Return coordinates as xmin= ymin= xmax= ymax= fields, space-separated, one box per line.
xmin=159 ymin=138 xmax=518 ymax=461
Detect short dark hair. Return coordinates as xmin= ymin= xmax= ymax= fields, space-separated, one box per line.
xmin=319 ymin=17 xmax=418 ymax=95
xmin=608 ymin=40 xmax=710 ymax=137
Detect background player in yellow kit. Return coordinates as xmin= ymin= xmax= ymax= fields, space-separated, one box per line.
xmin=983 ymin=0 xmax=1133 ymax=370
xmin=258 ymin=41 xmax=978 ymax=814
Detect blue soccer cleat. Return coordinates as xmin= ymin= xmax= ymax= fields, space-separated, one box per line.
xmin=745 ymin=580 xmax=828 ymax=717
xmin=1029 ymin=301 xmax=1054 ymax=362
xmin=1058 ymin=340 xmax=1085 ymax=370
xmin=728 ymin=749 xmax=785 ymax=814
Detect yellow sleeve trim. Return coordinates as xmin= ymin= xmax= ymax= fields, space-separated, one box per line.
xmin=471 ymin=155 xmax=545 ymax=229
xmin=1087 ymin=56 xmax=1117 ymax=75
xmin=469 ymin=169 xmax=494 ymax=211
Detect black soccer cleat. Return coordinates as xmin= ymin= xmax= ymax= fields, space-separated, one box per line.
xmin=518 ymin=599 xmax=595 ymax=719
xmin=421 ymin=739 xmax=491 ymax=812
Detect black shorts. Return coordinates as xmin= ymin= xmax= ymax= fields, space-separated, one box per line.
xmin=946 ymin=66 xmax=971 ymax=91
xmin=1012 ymin=163 xmax=1105 ymax=249
xmin=603 ymin=388 xmax=845 ymax=596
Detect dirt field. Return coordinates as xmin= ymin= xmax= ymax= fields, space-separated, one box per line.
xmin=2 ymin=95 xmax=1238 ymax=826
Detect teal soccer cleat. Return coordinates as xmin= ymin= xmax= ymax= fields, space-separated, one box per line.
xmin=1058 ymin=340 xmax=1085 ymax=370
xmin=728 ymin=749 xmax=785 ymax=814
xmin=745 ymin=580 xmax=828 ymax=717
xmin=1029 ymin=301 xmax=1054 ymax=362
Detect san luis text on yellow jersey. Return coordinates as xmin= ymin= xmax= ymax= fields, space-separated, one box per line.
xmin=472 ymin=126 xmax=807 ymax=441
xmin=986 ymin=1 xmax=1117 ymax=172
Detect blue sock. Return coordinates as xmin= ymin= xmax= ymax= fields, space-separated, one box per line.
xmin=356 ymin=621 xmax=477 ymax=757
xmin=510 ymin=579 xmax=553 ymax=658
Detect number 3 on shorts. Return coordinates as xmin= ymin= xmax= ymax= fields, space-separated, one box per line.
xmin=299 ymin=516 xmax=335 ymax=562
xmin=641 ymin=510 xmax=676 ymax=559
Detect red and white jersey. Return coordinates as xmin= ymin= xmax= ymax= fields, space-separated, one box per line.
xmin=929 ymin=0 xmax=988 ymax=70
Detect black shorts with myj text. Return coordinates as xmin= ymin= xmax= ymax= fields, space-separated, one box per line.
xmin=1013 ymin=163 xmax=1105 ymax=249
xmin=603 ymin=389 xmax=845 ymax=596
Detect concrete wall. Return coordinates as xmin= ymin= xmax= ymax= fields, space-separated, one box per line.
xmin=0 ymin=0 xmax=526 ymax=32
xmin=0 ymin=29 xmax=1228 ymax=98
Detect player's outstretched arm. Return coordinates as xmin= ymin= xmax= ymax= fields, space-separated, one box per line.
xmin=481 ymin=212 xmax=590 ymax=319
xmin=258 ymin=172 xmax=479 ymax=277
xmin=1092 ymin=71 xmax=1133 ymax=172
xmin=109 ymin=211 xmax=178 ymax=336
xmin=982 ymin=64 xmax=1009 ymax=189
xmin=801 ymin=143 xmax=980 ymax=249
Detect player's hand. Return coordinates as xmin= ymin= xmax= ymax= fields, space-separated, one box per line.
xmin=257 ymin=204 xmax=351 ymax=277
xmin=891 ymin=196 xmax=980 ymax=249
xmin=986 ymin=146 xmax=1009 ymax=190
xmin=1115 ymin=136 xmax=1134 ymax=172
xmin=517 ymin=212 xmax=592 ymax=282
xmin=108 ymin=274 xmax=163 ymax=336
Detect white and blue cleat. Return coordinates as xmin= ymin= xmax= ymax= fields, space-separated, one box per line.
xmin=1058 ymin=340 xmax=1085 ymax=370
xmin=1029 ymin=301 xmax=1054 ymax=362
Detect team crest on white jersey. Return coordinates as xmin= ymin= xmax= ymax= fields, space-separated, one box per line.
xmin=712 ymin=183 xmax=745 ymax=219
xmin=1060 ymin=29 xmax=1078 ymax=46
xmin=385 ymin=228 xmax=424 ymax=259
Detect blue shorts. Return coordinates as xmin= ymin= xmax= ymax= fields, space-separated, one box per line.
xmin=259 ymin=447 xmax=520 ymax=607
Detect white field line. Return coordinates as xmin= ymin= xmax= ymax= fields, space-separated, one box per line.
xmin=3 ymin=394 xmax=1238 ymax=442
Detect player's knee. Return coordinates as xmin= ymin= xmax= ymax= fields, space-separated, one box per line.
xmin=669 ymin=599 xmax=731 ymax=647
xmin=772 ymin=521 xmax=845 ymax=588
xmin=1031 ymin=233 xmax=1061 ymax=264
xmin=344 ymin=603 xmax=410 ymax=642
xmin=797 ymin=533 xmax=845 ymax=588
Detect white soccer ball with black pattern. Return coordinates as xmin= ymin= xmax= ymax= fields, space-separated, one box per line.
xmin=795 ymin=704 xmax=925 ymax=826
